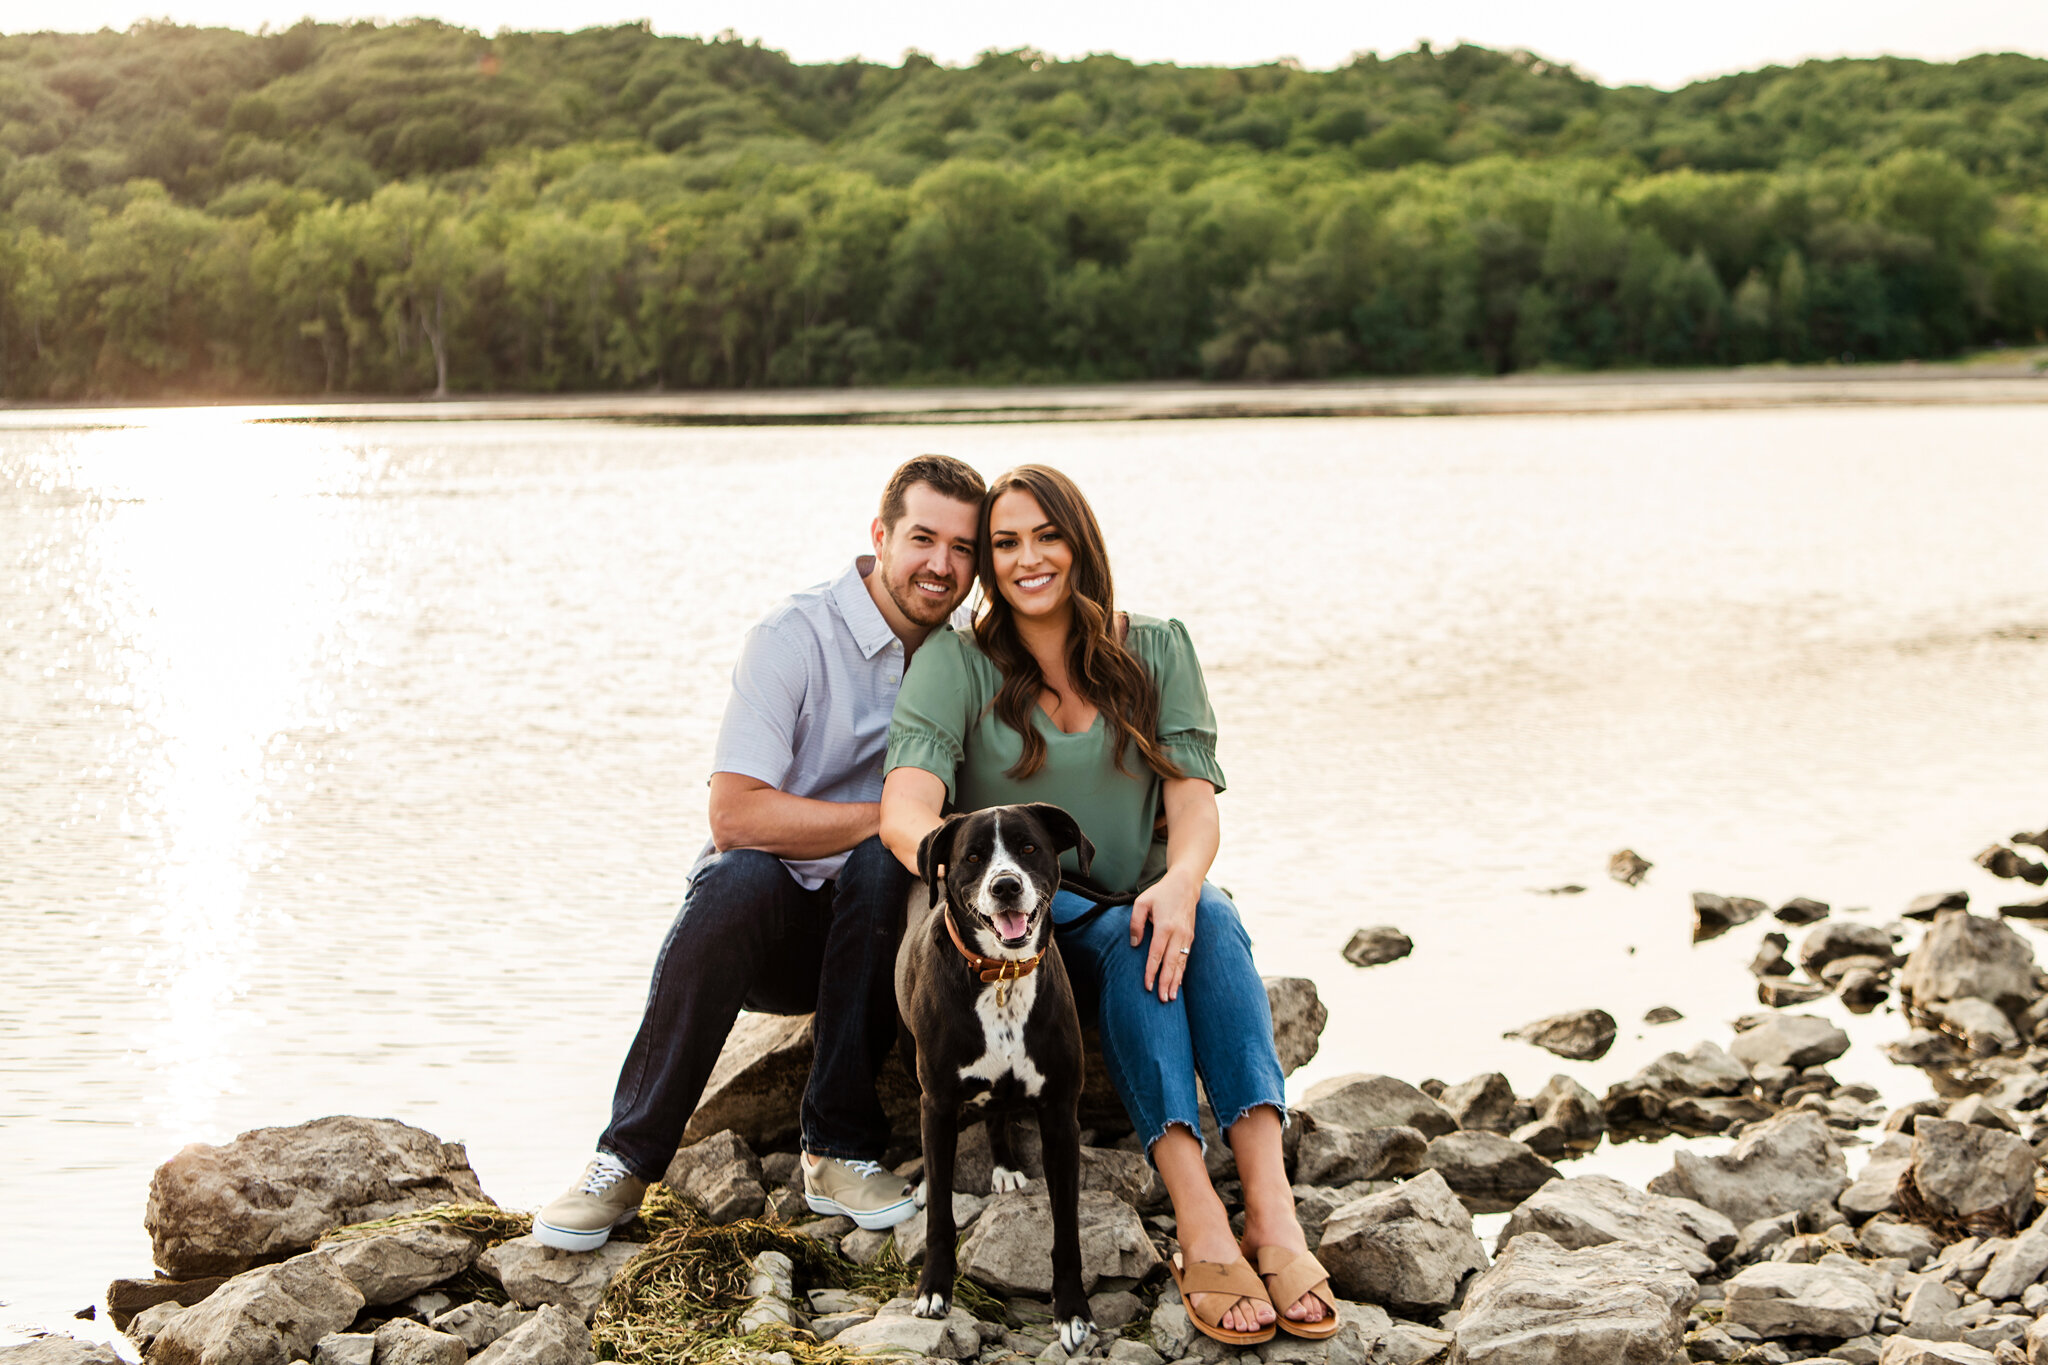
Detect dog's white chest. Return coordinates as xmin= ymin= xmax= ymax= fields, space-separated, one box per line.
xmin=957 ymin=976 xmax=1046 ymax=1098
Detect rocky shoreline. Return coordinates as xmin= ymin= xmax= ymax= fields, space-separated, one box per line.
xmin=17 ymin=829 xmax=2048 ymax=1365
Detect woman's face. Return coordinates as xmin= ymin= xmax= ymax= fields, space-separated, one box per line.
xmin=987 ymin=488 xmax=1074 ymax=622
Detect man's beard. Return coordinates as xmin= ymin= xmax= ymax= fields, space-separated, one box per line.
xmin=884 ymin=570 xmax=960 ymax=626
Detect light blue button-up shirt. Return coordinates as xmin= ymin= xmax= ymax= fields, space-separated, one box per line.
xmin=696 ymin=557 xmax=911 ymax=890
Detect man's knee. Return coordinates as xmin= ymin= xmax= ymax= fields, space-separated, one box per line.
xmin=676 ymin=848 xmax=799 ymax=941
xmin=834 ymin=835 xmax=912 ymax=920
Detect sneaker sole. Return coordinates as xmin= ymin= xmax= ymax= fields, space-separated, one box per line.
xmin=805 ymin=1192 xmax=918 ymax=1231
xmin=533 ymin=1208 xmax=637 ymax=1252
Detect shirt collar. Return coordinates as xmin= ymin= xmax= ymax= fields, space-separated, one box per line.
xmin=833 ymin=556 xmax=901 ymax=660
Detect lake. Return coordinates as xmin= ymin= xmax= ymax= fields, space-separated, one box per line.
xmin=5 ymin=402 xmax=2048 ymax=1341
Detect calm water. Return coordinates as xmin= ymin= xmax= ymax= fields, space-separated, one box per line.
xmin=6 ymin=405 xmax=2048 ymax=1340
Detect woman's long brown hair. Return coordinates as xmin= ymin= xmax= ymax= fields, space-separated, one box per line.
xmin=974 ymin=465 xmax=1185 ymax=784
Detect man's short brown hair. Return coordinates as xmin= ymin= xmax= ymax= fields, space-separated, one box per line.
xmin=879 ymin=455 xmax=985 ymax=530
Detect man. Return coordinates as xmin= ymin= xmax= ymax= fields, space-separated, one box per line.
xmin=536 ymin=455 xmax=986 ymax=1250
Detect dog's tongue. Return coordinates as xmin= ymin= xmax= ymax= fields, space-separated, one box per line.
xmin=996 ymin=910 xmax=1030 ymax=942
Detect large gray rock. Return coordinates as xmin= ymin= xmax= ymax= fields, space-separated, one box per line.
xmin=1930 ymin=997 xmax=2022 ymax=1056
xmin=956 ymin=1186 xmax=1159 ymax=1295
xmin=369 ymin=1320 xmax=466 ymax=1365
xmin=1900 ymin=911 xmax=2040 ymax=1016
xmin=1506 ymin=1009 xmax=1617 ymax=1061
xmin=1801 ymin=921 xmax=1897 ymax=975
xmin=1317 ymin=1169 xmax=1489 ymax=1315
xmin=468 ymin=1304 xmax=594 ymax=1365
xmin=1342 ymin=927 xmax=1414 ymax=968
xmin=1723 ymin=1261 xmax=1884 ymax=1339
xmin=832 ymin=1305 xmax=981 ymax=1359
xmin=1729 ymin=1014 xmax=1851 ymax=1070
xmin=1265 ymin=977 xmax=1328 ymax=1075
xmin=145 ymin=1116 xmax=490 ymax=1279
xmin=1841 ymin=1133 xmax=1914 ymax=1220
xmin=1977 ymin=1218 xmax=2048 ymax=1301
xmin=1299 ymin=1075 xmax=1456 ymax=1138
xmin=0 ymin=1341 xmax=123 ymax=1364
xmin=428 ymin=1302 xmax=531 ymax=1352
xmin=1646 ymin=1110 xmax=1849 ymax=1229
xmin=105 ymin=1275 xmax=230 ymax=1332
xmin=1877 ymin=1341 xmax=1998 ymax=1365
xmin=1449 ymin=1233 xmax=1694 ymax=1365
xmin=1294 ymin=1123 xmax=1427 ymax=1187
xmin=148 ymin=1252 xmax=365 ymax=1365
xmin=1497 ymin=1174 xmax=1737 ymax=1277
xmin=1625 ymin=1040 xmax=1750 ymax=1096
xmin=1907 ymin=1119 xmax=2036 ymax=1235
xmin=318 ymin=1222 xmax=479 ymax=1307
xmin=1694 ymin=892 xmax=1768 ymax=941
xmin=1511 ymin=1074 xmax=1605 ymax=1156
xmin=1438 ymin=1073 xmax=1516 ymax=1133
xmin=478 ymin=1234 xmax=641 ymax=1322
xmin=660 ymin=1129 xmax=765 ymax=1224
xmin=1423 ymin=1132 xmax=1558 ymax=1214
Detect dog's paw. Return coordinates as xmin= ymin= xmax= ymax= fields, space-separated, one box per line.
xmin=914 ymin=1180 xmax=928 ymax=1209
xmin=1058 ymin=1317 xmax=1095 ymax=1354
xmin=990 ymin=1164 xmax=1028 ymax=1193
xmin=913 ymin=1291 xmax=951 ymax=1320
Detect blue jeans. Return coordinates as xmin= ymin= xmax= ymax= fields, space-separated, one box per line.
xmin=598 ymin=835 xmax=909 ymax=1180
xmin=1053 ymin=882 xmax=1286 ymax=1156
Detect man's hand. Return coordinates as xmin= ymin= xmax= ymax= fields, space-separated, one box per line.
xmin=708 ymin=772 xmax=879 ymax=861
xmin=1129 ymin=868 xmax=1200 ymax=1002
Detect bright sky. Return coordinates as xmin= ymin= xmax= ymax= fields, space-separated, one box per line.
xmin=12 ymin=0 xmax=2048 ymax=89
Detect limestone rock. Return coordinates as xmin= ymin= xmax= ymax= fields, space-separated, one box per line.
xmin=1907 ymin=891 xmax=1972 ymax=920
xmin=1317 ymin=1169 xmax=1489 ymax=1315
xmin=1801 ymin=921 xmax=1898 ymax=975
xmin=661 ymin=1129 xmax=766 ymax=1224
xmin=1299 ymin=1074 xmax=1456 ymax=1138
xmin=1900 ymin=911 xmax=2039 ymax=1016
xmin=429 ymin=1302 xmax=531 ymax=1352
xmin=1907 ymin=1119 xmax=2036 ymax=1235
xmin=1759 ymin=978 xmax=1830 ymax=1007
xmin=1694 ymin=891 xmax=1768 ymax=941
xmin=319 ymin=1222 xmax=479 ymax=1307
xmin=1293 ymin=1123 xmax=1427 ymax=1187
xmin=469 ymin=1304 xmax=594 ymax=1365
xmin=1438 ymin=1073 xmax=1516 ymax=1133
xmin=1723 ymin=1261 xmax=1884 ymax=1339
xmin=1449 ymin=1232 xmax=1693 ymax=1365
xmin=105 ymin=1275 xmax=229 ymax=1332
xmin=478 ymin=1233 xmax=642 ymax=1322
xmin=370 ymin=1320 xmax=466 ymax=1365
xmin=148 ymin=1252 xmax=365 ymax=1365
xmin=1930 ymin=997 xmax=2021 ymax=1056
xmin=0 ymin=1340 xmax=123 ymax=1364
xmin=312 ymin=1334 xmax=374 ymax=1365
xmin=145 ymin=1116 xmax=489 ymax=1278
xmin=957 ymin=1186 xmax=1159 ymax=1295
xmin=1423 ymin=1132 xmax=1558 ymax=1214
xmin=895 ymin=1191 xmax=987 ymax=1265
xmin=1646 ymin=1110 xmax=1848 ymax=1229
xmin=126 ymin=1300 xmax=186 ymax=1352
xmin=1729 ymin=1014 xmax=1852 ymax=1070
xmin=1264 ymin=976 xmax=1328 ymax=1076
xmin=1516 ymin=1075 xmax=1604 ymax=1152
xmin=1859 ymin=1218 xmax=1940 ymax=1267
xmin=1505 ymin=1008 xmax=1616 ymax=1061
xmin=1342 ymin=927 xmax=1413 ymax=968
xmin=1079 ymin=1145 xmax=1163 ymax=1211
xmin=1877 ymin=1341 xmax=1999 ymax=1365
xmin=1498 ymin=1174 xmax=1736 ymax=1277
xmin=1628 ymin=1040 xmax=1750 ymax=1096
xmin=1644 ymin=1005 xmax=1684 ymax=1024
xmin=1977 ymin=1218 xmax=2048 ymax=1302
xmin=832 ymin=1305 xmax=981 ymax=1359
xmin=1753 ymin=932 xmax=1795 ymax=977
xmin=1778 ymin=897 xmax=1832 ymax=924
xmin=1841 ymin=1134 xmax=1914 ymax=1221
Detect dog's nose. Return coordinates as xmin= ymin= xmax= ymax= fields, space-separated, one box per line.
xmin=990 ymin=874 xmax=1023 ymax=900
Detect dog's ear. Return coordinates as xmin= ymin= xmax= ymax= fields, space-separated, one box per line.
xmin=1020 ymin=803 xmax=1094 ymax=879
xmin=917 ymin=815 xmax=964 ymax=909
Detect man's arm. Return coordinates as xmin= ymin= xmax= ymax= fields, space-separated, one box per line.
xmin=708 ymin=772 xmax=878 ymax=860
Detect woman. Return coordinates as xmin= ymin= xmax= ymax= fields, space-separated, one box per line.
xmin=879 ymin=465 xmax=1336 ymax=1346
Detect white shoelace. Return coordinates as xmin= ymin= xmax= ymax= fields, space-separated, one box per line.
xmin=835 ymin=1158 xmax=887 ymax=1180
xmin=580 ymin=1153 xmax=632 ymax=1194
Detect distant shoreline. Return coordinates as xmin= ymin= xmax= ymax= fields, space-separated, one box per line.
xmin=4 ymin=361 xmax=2047 ymax=428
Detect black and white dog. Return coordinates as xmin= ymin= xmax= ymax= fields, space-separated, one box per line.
xmin=895 ymin=803 xmax=1096 ymax=1352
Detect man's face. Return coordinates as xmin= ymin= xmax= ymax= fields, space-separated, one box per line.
xmin=871 ymin=482 xmax=979 ymax=629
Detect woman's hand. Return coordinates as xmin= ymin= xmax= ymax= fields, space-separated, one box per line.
xmin=1129 ymin=868 xmax=1201 ymax=1002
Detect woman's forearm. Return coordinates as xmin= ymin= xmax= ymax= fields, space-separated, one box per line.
xmin=880 ymin=767 xmax=950 ymax=876
xmin=1159 ymin=777 xmax=1220 ymax=888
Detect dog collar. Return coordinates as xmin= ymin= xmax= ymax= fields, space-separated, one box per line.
xmin=943 ymin=909 xmax=1044 ymax=994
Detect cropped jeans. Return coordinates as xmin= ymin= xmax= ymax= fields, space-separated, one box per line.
xmin=597 ymin=835 xmax=909 ymax=1181
xmin=1052 ymin=881 xmax=1287 ymax=1157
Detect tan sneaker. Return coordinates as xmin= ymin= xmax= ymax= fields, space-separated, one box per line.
xmin=534 ymin=1154 xmax=648 ymax=1251
xmin=803 ymin=1154 xmax=917 ymax=1230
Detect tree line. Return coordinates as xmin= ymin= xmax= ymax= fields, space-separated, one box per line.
xmin=2 ymin=21 xmax=2046 ymax=398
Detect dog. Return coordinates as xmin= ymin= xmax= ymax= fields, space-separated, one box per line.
xmin=895 ymin=803 xmax=1096 ymax=1352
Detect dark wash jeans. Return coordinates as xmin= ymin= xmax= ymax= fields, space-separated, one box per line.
xmin=597 ymin=835 xmax=909 ymax=1181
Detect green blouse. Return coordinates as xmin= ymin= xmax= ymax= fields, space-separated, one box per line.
xmin=885 ymin=615 xmax=1227 ymax=903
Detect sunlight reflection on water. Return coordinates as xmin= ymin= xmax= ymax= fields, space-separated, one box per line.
xmin=4 ymin=404 xmax=2048 ymax=1337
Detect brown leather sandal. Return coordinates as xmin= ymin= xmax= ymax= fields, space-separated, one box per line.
xmin=1251 ymin=1246 xmax=1342 ymax=1340
xmin=1169 ymin=1252 xmax=1278 ymax=1346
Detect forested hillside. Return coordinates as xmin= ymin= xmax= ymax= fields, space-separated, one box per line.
xmin=3 ymin=21 xmax=2047 ymax=398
